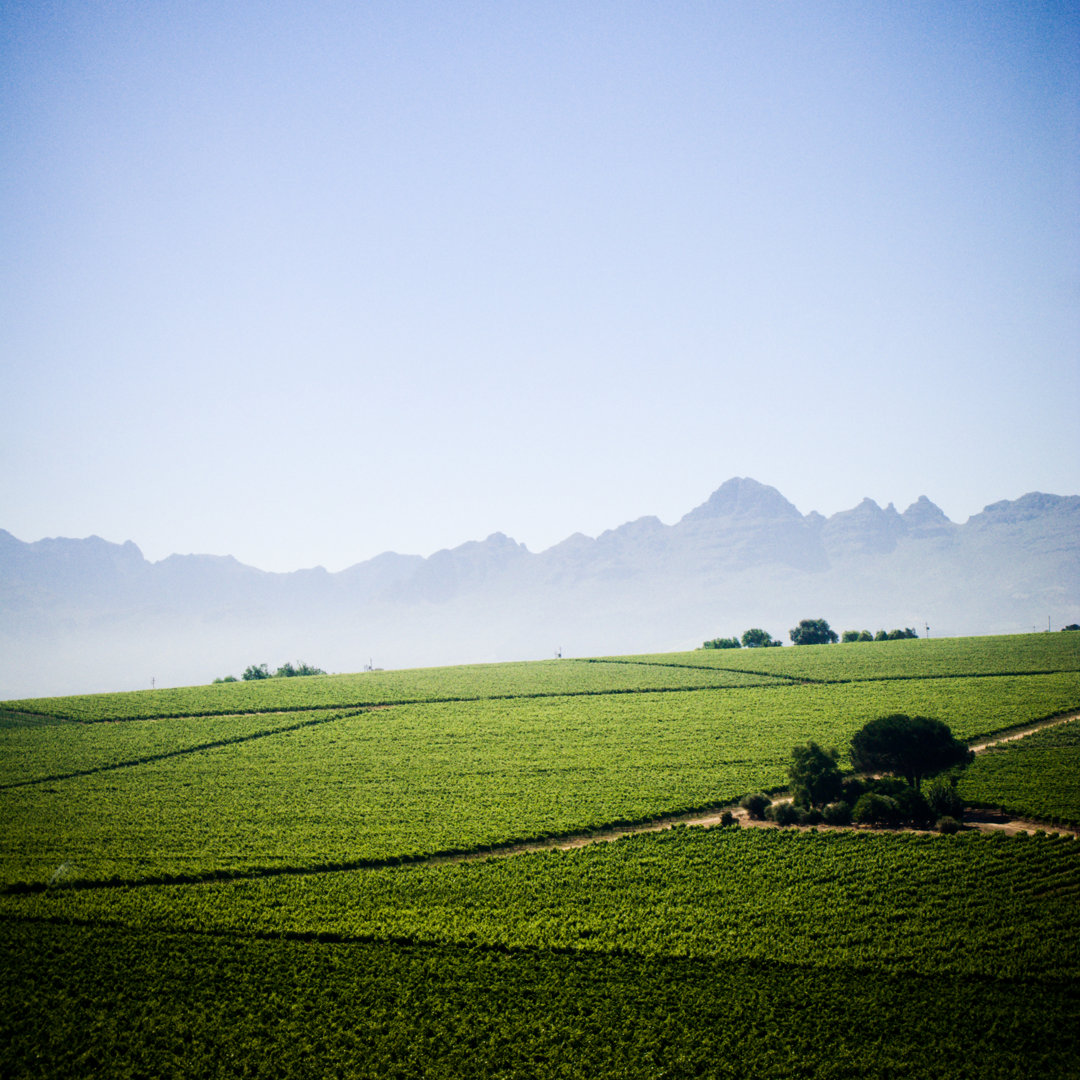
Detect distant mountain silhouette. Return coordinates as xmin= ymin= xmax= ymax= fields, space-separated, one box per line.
xmin=2 ymin=477 xmax=1077 ymax=697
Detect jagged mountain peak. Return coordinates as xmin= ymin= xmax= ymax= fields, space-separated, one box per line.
xmin=2 ymin=481 xmax=1078 ymax=697
xmin=827 ymin=497 xmax=904 ymax=522
xmin=902 ymin=496 xmax=953 ymax=532
xmin=679 ymin=477 xmax=803 ymax=525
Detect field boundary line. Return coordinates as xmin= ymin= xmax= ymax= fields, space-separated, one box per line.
xmin=584 ymin=656 xmax=1080 ymax=687
xmin=4 ymin=664 xmax=1077 ymax=723
xmin=0 ymin=708 xmax=370 ymax=791
xmin=0 ymin=680 xmax=808 ymax=723
xmin=580 ymin=657 xmax=820 ymax=683
xmin=966 ymin=710 xmax=1079 ymax=753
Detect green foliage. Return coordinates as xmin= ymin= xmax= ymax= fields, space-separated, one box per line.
xmin=788 ymin=741 xmax=842 ymax=808
xmin=211 ymin=674 xmax=238 ymax=684
xmin=740 ymin=792 xmax=771 ymax=820
xmin=852 ymin=792 xmax=900 ymax=826
xmin=891 ymin=784 xmax=934 ymax=826
xmin=4 ymin=912 xmax=1078 ymax=1080
xmin=701 ymin=636 xmax=741 ymax=650
xmin=789 ymin=618 xmax=838 ymax=645
xmin=719 ymin=809 xmax=736 ymax=827
xmin=766 ymin=800 xmax=800 ymax=825
xmin=242 ymin=663 xmax=270 ymax=681
xmin=822 ymin=800 xmax=852 ymax=825
xmin=850 ymin=713 xmax=971 ymax=789
xmin=937 ymin=815 xmax=963 ymax=834
xmin=740 ymin=627 xmax=781 ymax=648
xmin=2 ymin=671 xmax=1078 ymax=887
xmin=925 ymin=775 xmax=965 ymax=820
xmin=2 ymin=632 xmax=1079 ymax=1078
xmin=11 ymin=828 xmax=1080 ymax=983
xmin=274 ymin=661 xmax=326 ymax=677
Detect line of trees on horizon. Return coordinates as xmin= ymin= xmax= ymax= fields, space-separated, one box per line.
xmin=212 ymin=661 xmax=326 ymax=684
xmin=702 ymin=619 xmax=923 ymax=651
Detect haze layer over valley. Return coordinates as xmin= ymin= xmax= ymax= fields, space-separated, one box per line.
xmin=2 ymin=478 xmax=1077 ymax=698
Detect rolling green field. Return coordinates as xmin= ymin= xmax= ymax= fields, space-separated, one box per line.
xmin=2 ymin=633 xmax=1079 ymax=1078
xmin=959 ymin=717 xmax=1080 ymax=826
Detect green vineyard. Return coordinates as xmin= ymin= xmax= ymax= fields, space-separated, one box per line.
xmin=2 ymin=633 xmax=1079 ymax=1077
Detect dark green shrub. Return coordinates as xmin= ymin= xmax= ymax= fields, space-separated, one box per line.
xmin=702 ymin=636 xmax=741 ymax=650
xmin=937 ymin=815 xmax=962 ymax=834
xmin=740 ymin=793 xmax=771 ymax=820
xmin=719 ymin=810 xmax=736 ymax=828
xmin=766 ymin=801 xmax=800 ymax=826
xmin=925 ymin=775 xmax=965 ymax=820
xmin=788 ymin=742 xmax=842 ymax=808
xmin=822 ymin=801 xmax=852 ymax=826
xmin=852 ymin=792 xmax=900 ymax=826
xmin=892 ymin=785 xmax=935 ymax=827
xmin=841 ymin=778 xmax=867 ymax=805
xmin=799 ymin=807 xmax=823 ymax=826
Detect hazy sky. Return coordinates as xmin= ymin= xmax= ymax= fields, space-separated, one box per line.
xmin=3 ymin=1 xmax=1077 ymax=572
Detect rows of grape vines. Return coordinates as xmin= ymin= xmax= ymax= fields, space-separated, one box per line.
xmin=3 ymin=674 xmax=1078 ymax=889
xmin=2 ymin=633 xmax=1079 ymax=1078
xmin=960 ymin=718 xmax=1080 ymax=825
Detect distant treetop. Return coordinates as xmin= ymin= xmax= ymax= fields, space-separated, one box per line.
xmin=790 ymin=619 xmax=838 ymax=645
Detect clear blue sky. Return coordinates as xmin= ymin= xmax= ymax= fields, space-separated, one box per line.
xmin=3 ymin=1 xmax=1077 ymax=572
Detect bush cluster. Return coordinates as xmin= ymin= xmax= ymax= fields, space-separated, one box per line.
xmin=748 ymin=776 xmax=967 ymax=831
xmin=701 ymin=628 xmax=782 ymax=649
xmin=212 ymin=662 xmax=328 ymax=683
xmin=701 ymin=637 xmax=741 ymax=650
xmin=820 ymin=775 xmax=966 ymax=831
xmin=841 ymin=628 xmax=920 ymax=642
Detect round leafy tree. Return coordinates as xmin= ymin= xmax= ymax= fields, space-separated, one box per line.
xmin=788 ymin=741 xmax=843 ymax=808
xmin=849 ymin=713 xmax=971 ymax=790
xmin=789 ymin=619 xmax=838 ymax=645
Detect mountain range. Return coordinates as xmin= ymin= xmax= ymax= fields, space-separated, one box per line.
xmin=2 ymin=477 xmax=1078 ymax=699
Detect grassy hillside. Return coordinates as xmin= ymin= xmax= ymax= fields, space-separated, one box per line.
xmin=2 ymin=633 xmax=1079 ymax=1078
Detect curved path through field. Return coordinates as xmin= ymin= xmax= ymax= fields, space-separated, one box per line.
xmin=434 ymin=712 xmax=1080 ymax=867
